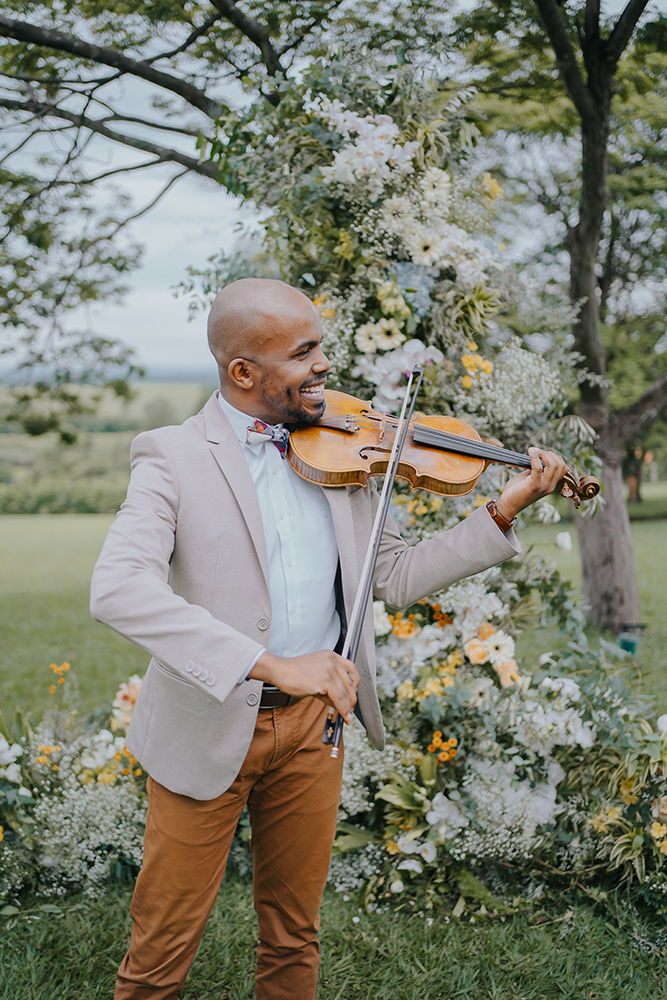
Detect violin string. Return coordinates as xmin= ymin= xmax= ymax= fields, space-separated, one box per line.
xmin=342 ymin=412 xmax=531 ymax=469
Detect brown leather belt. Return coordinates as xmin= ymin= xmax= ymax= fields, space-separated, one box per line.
xmin=259 ymin=685 xmax=296 ymax=709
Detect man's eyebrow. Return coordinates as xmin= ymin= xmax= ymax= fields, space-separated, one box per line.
xmin=291 ymin=338 xmax=320 ymax=354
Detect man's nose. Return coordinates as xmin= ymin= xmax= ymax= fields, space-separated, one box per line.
xmin=312 ymin=346 xmax=330 ymax=372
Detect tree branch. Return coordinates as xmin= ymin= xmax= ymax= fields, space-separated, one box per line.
xmin=209 ymin=0 xmax=285 ymax=78
xmin=598 ymin=370 xmax=667 ymax=457
xmin=533 ymin=0 xmax=597 ymax=125
xmin=0 ymin=16 xmax=223 ymax=119
xmin=606 ymin=0 xmax=651 ymax=64
xmin=144 ymin=11 xmax=224 ymax=65
xmin=0 ymin=98 xmax=218 ymax=179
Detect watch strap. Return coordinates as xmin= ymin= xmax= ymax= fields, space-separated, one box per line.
xmin=485 ymin=499 xmax=516 ymax=533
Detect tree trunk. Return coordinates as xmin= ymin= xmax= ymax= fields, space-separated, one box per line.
xmin=575 ymin=460 xmax=640 ymax=629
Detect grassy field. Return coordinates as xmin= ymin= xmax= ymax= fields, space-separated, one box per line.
xmin=0 ymin=514 xmax=147 ymax=720
xmin=1 ymin=879 xmax=667 ymax=1000
xmin=3 ymin=513 xmax=667 ymax=997
xmin=1 ymin=513 xmax=666 ymax=720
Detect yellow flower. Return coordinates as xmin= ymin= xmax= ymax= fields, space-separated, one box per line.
xmin=651 ymin=822 xmax=667 ymax=840
xmin=462 ymin=375 xmax=473 ymax=389
xmin=467 ymin=341 xmax=478 ymax=351
xmin=441 ymin=675 xmax=455 ymax=689
xmin=479 ymin=358 xmax=493 ymax=375
xmin=482 ymin=172 xmax=504 ymax=201
xmin=461 ymin=354 xmax=477 ymax=371
xmin=478 ymin=623 xmax=497 ymax=640
xmin=448 ymin=649 xmax=463 ymax=669
xmin=418 ymin=677 xmax=444 ymax=701
xmin=97 ymin=766 xmax=118 ymax=786
xmin=321 ymin=308 xmax=335 ymax=319
xmin=464 ymin=638 xmax=488 ymax=665
xmin=620 ymin=777 xmax=639 ymax=806
xmin=606 ymin=806 xmax=623 ymax=823
xmin=415 ymin=504 xmax=428 ymax=516
xmin=0 ymin=826 xmax=3 ymax=844
xmin=660 ymin=840 xmax=667 ymax=855
xmin=385 ymin=841 xmax=400 ymax=855
xmin=588 ymin=812 xmax=607 ymax=833
xmin=313 ymin=294 xmax=327 ymax=307
xmin=429 ymin=497 xmax=443 ymax=513
xmin=49 ymin=684 xmax=55 ymax=695
xmin=396 ymin=680 xmax=415 ymax=703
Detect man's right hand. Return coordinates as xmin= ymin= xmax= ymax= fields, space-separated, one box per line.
xmin=248 ymin=650 xmax=360 ymax=723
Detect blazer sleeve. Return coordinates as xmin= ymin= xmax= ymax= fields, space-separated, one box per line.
xmin=90 ymin=431 xmax=265 ymax=705
xmin=371 ymin=486 xmax=521 ymax=610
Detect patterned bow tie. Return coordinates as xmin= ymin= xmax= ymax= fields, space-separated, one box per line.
xmin=246 ymin=419 xmax=290 ymax=459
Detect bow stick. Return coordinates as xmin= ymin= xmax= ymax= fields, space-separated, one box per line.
xmin=323 ymin=366 xmax=425 ymax=757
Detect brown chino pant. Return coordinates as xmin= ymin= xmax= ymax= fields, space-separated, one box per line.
xmin=114 ymin=697 xmax=344 ymax=1000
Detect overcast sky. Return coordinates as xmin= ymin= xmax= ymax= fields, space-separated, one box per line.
xmin=58 ymin=0 xmax=667 ymax=380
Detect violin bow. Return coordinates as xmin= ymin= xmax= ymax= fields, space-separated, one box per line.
xmin=323 ymin=366 xmax=425 ymax=757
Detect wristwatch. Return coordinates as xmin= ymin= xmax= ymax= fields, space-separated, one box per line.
xmin=485 ymin=499 xmax=517 ymax=533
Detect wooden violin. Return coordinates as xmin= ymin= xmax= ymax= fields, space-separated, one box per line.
xmin=289 ymin=390 xmax=600 ymax=509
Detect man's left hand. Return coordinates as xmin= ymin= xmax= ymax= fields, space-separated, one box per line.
xmin=495 ymin=447 xmax=569 ymax=522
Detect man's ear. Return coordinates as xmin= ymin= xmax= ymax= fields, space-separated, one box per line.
xmin=228 ymin=357 xmax=256 ymax=389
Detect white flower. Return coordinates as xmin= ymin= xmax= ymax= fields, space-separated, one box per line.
xmin=419 ymin=840 xmax=437 ymax=863
xmin=397 ymin=857 xmax=423 ymax=873
xmin=373 ymin=317 xmax=406 ymax=351
xmin=467 ymin=676 xmax=494 ymax=708
xmin=535 ymin=501 xmax=561 ymax=524
xmin=111 ymin=674 xmax=143 ymax=732
xmin=389 ymin=879 xmax=405 ymax=893
xmin=556 ymin=531 xmax=572 ymax=553
xmin=373 ymin=600 xmax=393 ymax=637
xmin=426 ymin=792 xmax=469 ymax=838
xmin=0 ymin=736 xmax=22 ymax=768
xmin=483 ymin=629 xmax=515 ymax=666
xmin=381 ymin=195 xmax=414 ymax=234
xmin=396 ymin=834 xmax=418 ymax=853
xmin=0 ymin=762 xmax=22 ymax=784
xmin=420 ymin=167 xmax=451 ymax=207
xmin=657 ymin=715 xmax=667 ymax=733
xmin=405 ymin=230 xmax=442 ymax=266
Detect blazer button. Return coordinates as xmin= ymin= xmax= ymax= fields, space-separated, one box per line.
xmin=192 ymin=664 xmax=202 ymax=678
xmin=199 ymin=668 xmax=209 ymax=682
xmin=246 ymin=692 xmax=259 ymax=707
xmin=185 ymin=661 xmax=194 ymax=673
xmin=257 ymin=617 xmax=269 ymax=631
xmin=206 ymin=675 xmax=216 ymax=687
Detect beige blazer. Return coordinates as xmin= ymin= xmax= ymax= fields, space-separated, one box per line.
xmin=90 ymin=392 xmax=520 ymax=799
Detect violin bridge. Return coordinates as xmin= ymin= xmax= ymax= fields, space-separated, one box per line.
xmin=378 ymin=414 xmax=385 ymax=443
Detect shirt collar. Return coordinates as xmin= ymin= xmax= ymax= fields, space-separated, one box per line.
xmin=216 ymin=390 xmax=285 ymax=452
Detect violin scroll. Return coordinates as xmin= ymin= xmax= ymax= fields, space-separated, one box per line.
xmin=559 ymin=472 xmax=600 ymax=510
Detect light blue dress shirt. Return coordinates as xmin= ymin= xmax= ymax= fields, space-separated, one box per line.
xmin=217 ymin=392 xmax=341 ymax=682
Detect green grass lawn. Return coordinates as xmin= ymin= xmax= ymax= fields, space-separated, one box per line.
xmin=0 ymin=514 xmax=147 ymax=721
xmin=1 ymin=880 xmax=667 ymax=1000
xmin=2 ymin=513 xmax=666 ymax=719
xmin=3 ymin=513 xmax=667 ymax=997
xmin=517 ymin=518 xmax=667 ymax=714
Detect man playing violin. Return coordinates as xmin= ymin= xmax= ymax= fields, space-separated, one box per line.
xmin=91 ymin=277 xmax=568 ymax=1000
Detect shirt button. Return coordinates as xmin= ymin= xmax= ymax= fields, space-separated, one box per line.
xmin=257 ymin=617 xmax=270 ymax=631
xmin=247 ymin=692 xmax=259 ymax=707
xmin=290 ymin=605 xmax=296 ymax=615
xmin=278 ymin=512 xmax=284 ymax=519
xmin=286 ymin=558 xmax=292 ymax=567
xmin=272 ymin=467 xmax=278 ymax=476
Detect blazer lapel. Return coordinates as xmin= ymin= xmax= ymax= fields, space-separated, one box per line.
xmin=324 ymin=486 xmax=361 ymax=635
xmin=203 ymin=393 xmax=270 ymax=593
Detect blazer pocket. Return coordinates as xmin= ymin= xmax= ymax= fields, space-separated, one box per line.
xmin=152 ymin=658 xmax=217 ymax=715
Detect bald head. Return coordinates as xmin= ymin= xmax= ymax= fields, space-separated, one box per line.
xmin=207 ymin=278 xmax=319 ymax=369
xmin=207 ymin=277 xmax=330 ymax=425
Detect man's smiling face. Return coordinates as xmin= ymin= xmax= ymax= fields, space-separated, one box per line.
xmin=208 ymin=278 xmax=331 ymax=425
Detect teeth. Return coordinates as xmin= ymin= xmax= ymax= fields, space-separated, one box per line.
xmin=301 ymin=385 xmax=324 ymax=396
